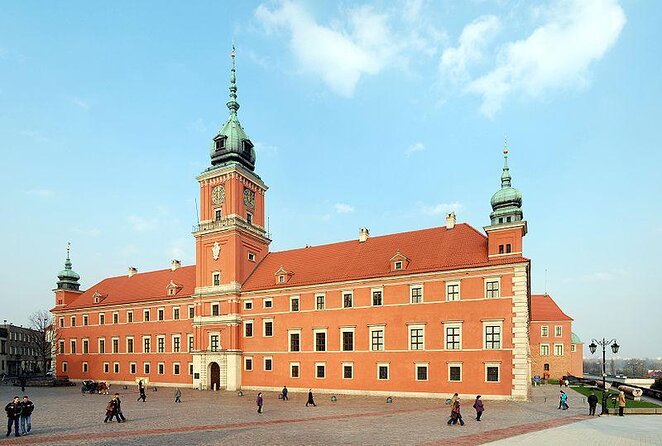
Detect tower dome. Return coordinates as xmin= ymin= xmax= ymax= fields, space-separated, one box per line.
xmin=57 ymin=243 xmax=81 ymax=291
xmin=490 ymin=145 xmax=523 ymax=225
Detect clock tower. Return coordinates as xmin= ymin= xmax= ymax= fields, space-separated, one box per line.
xmin=191 ymin=46 xmax=270 ymax=391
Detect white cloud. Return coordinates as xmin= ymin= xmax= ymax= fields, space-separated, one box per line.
xmin=466 ymin=0 xmax=626 ymax=117
xmin=187 ymin=118 xmax=208 ymax=134
xmin=405 ymin=142 xmax=425 ymax=157
xmin=71 ymin=97 xmax=90 ymax=110
xmin=334 ymin=203 xmax=355 ymax=214
xmin=440 ymin=15 xmax=501 ymax=83
xmin=583 ymin=268 xmax=629 ymax=282
xmin=20 ymin=130 xmax=52 ymax=143
xmin=73 ymin=227 xmax=101 ymax=237
xmin=24 ymin=189 xmax=55 ymax=198
xmin=126 ymin=215 xmax=158 ymax=232
xmin=254 ymin=141 xmax=279 ymax=154
xmin=420 ymin=201 xmax=462 ymax=216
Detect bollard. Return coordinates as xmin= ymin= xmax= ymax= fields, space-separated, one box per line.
xmin=237 ymin=390 xmax=243 ymax=397
xmin=386 ymin=396 xmax=393 ymax=403
xmin=331 ymin=395 xmax=337 ymax=402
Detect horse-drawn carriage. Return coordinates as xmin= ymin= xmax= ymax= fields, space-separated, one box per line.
xmin=81 ymin=380 xmax=110 ymax=394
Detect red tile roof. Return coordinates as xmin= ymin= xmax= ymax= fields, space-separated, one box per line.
xmin=62 ymin=265 xmax=196 ymax=310
xmin=243 ymin=224 xmax=527 ymax=291
xmin=530 ymin=294 xmax=573 ymax=321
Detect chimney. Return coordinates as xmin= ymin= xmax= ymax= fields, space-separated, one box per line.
xmin=128 ymin=267 xmax=138 ymax=277
xmin=359 ymin=227 xmax=370 ymax=243
xmin=446 ymin=211 xmax=456 ymax=229
xmin=171 ymin=259 xmax=181 ymax=271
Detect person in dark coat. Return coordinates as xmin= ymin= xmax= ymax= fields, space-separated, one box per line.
xmin=281 ymin=386 xmax=289 ymax=401
xmin=103 ymin=396 xmax=122 ymax=423
xmin=175 ymin=388 xmax=182 ymax=403
xmin=5 ymin=397 xmax=22 ymax=437
xmin=306 ymin=389 xmax=316 ymax=407
xmin=114 ymin=393 xmax=126 ymax=422
xmin=137 ymin=380 xmax=147 ymax=402
xmin=588 ymin=392 xmax=598 ymax=416
xmin=448 ymin=397 xmax=465 ymax=426
xmin=20 ymin=379 xmax=26 ymax=393
xmin=472 ymin=395 xmax=484 ymax=421
xmin=256 ymin=392 xmax=263 ymax=413
xmin=19 ymin=396 xmax=34 ymax=435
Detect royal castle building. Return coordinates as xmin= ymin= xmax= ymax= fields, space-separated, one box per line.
xmin=52 ymin=49 xmax=580 ymax=400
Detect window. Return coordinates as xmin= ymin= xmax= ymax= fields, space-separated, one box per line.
xmin=486 ymin=364 xmax=500 ymax=382
xmin=114 ymin=362 xmax=120 ymax=374
xmin=215 ymin=209 xmax=222 ymax=221
xmin=173 ymin=336 xmax=181 ymax=353
xmin=127 ymin=311 xmax=133 ymax=323
xmin=343 ymin=363 xmax=353 ymax=379
xmin=446 ymin=282 xmax=460 ymax=301
xmin=314 ymin=330 xmax=327 ymax=352
xmin=246 ymin=212 xmax=253 ymax=225
xmin=410 ymin=285 xmax=423 ymax=303
xmin=143 ymin=310 xmax=149 ymax=322
xmin=370 ymin=327 xmax=384 ymax=351
xmin=541 ymin=326 xmax=549 ymax=337
xmin=71 ymin=316 xmax=76 ymax=327
xmin=210 ymin=335 xmax=219 ymax=352
xmin=143 ymin=337 xmax=151 ymax=353
xmin=212 ymin=272 xmax=220 ymax=286
xmin=244 ymin=321 xmax=253 ymax=337
xmin=506 ymin=243 xmax=512 ymax=253
xmin=544 ymin=363 xmax=550 ymax=371
xmin=555 ymin=326 xmax=562 ymax=337
xmin=485 ymin=324 xmax=501 ymax=349
xmin=98 ymin=338 xmax=105 ymax=354
xmin=290 ymin=362 xmax=300 ymax=378
xmin=82 ymin=339 xmax=89 ymax=354
xmin=449 ymin=364 xmax=462 ymax=382
xmin=540 ymin=344 xmax=550 ymax=356
xmin=59 ymin=317 xmax=64 ymax=328
xmin=278 ymin=275 xmax=285 ymax=284
xmin=289 ymin=331 xmax=301 ymax=352
xmin=485 ymin=279 xmax=500 ymax=298
xmin=290 ymin=296 xmax=300 ymax=312
xmin=416 ymin=364 xmax=428 ymax=381
xmin=315 ymin=363 xmax=326 ymax=379
xmin=499 ymin=244 xmax=504 ymax=254
xmin=83 ymin=315 xmax=89 ymax=326
xmin=211 ymin=303 xmax=220 ymax=316
xmin=130 ymin=363 xmax=136 ymax=374
xmin=144 ymin=363 xmax=150 ymax=374
xmin=103 ymin=362 xmax=109 ymax=373
xmin=372 ymin=289 xmax=383 ymax=306
xmin=112 ymin=338 xmax=119 ymax=354
xmin=158 ymin=308 xmax=164 ymax=321
xmin=264 ymin=357 xmax=273 ymax=371
xmin=343 ymin=292 xmax=353 ymax=308
xmin=244 ymin=300 xmax=253 ymax=310
xmin=99 ymin=314 xmax=105 ymax=325
xmin=189 ymin=363 xmax=193 ymax=375
xmin=571 ymin=344 xmax=576 ymax=352
xmin=445 ymin=324 xmax=462 ymax=350
xmin=188 ymin=335 xmax=194 ymax=352
xmin=113 ymin=312 xmax=119 ymax=324
xmin=315 ymin=294 xmax=325 ymax=310
xmin=158 ymin=363 xmax=165 ymax=375
xmin=248 ymin=252 xmax=256 ymax=262
xmin=157 ymin=336 xmax=165 ymax=353
xmin=70 ymin=340 xmax=77 ymax=354
xmin=394 ymin=261 xmax=403 ymax=270
xmin=173 ymin=307 xmax=180 ymax=320
xmin=263 ymin=298 xmax=273 ymax=309
xmin=189 ymin=306 xmax=195 ymax=319
xmin=378 ymin=363 xmax=389 ymax=380
xmin=62 ymin=362 xmax=68 ymax=373
xmin=244 ymin=357 xmax=253 ymax=371
xmin=82 ymin=362 xmax=88 ymax=373
xmin=341 ymin=329 xmax=355 ymax=351
xmin=409 ymin=325 xmax=425 ymax=350
xmin=554 ymin=344 xmax=564 ymax=356
xmin=263 ymin=320 xmax=273 ymax=337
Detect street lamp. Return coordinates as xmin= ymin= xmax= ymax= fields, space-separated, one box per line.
xmin=589 ymin=338 xmax=620 ymax=415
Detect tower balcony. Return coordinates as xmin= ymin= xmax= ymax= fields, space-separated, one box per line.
xmin=192 ymin=215 xmax=269 ymax=240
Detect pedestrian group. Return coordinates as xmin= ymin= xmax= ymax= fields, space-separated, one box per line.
xmin=5 ymin=395 xmax=34 ymax=437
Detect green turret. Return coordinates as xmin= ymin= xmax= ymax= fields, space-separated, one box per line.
xmin=489 ymin=144 xmax=523 ymax=225
xmin=57 ymin=242 xmax=81 ymax=291
xmin=209 ymin=45 xmax=256 ymax=171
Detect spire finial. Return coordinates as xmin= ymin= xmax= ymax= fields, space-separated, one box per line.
xmin=500 ymin=140 xmax=511 ymax=188
xmin=66 ymin=241 xmax=71 ymax=260
xmin=227 ymin=44 xmax=239 ymax=115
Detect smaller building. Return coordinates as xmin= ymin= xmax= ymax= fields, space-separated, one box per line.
xmin=530 ymin=294 xmax=583 ymax=381
xmin=0 ymin=324 xmax=44 ymax=377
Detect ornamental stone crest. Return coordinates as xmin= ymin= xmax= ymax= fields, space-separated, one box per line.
xmin=212 ymin=242 xmax=221 ymax=260
xmin=211 ymin=185 xmax=225 ymax=205
xmin=243 ymin=187 xmax=255 ymax=209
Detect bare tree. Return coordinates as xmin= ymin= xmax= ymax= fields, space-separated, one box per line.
xmin=29 ymin=310 xmax=57 ymax=376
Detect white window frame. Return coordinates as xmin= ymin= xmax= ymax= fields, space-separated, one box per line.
xmin=263 ymin=298 xmax=273 ymax=309
xmin=483 ymin=320 xmax=503 ymax=350
xmin=315 ymin=362 xmax=326 ymax=379
xmin=290 ymin=362 xmax=300 ymax=378
xmin=98 ymin=337 xmax=106 ymax=354
xmin=369 ymin=325 xmax=385 ymax=351
xmin=244 ymin=320 xmax=254 ymax=338
xmin=315 ymin=293 xmax=326 ymax=310
xmin=371 ymin=287 xmax=384 ymax=306
xmin=112 ymin=311 xmax=119 ymax=324
xmin=156 ymin=335 xmax=166 ymax=353
xmin=554 ymin=343 xmax=564 ymax=356
xmin=408 ymin=324 xmax=426 ymax=351
xmin=143 ymin=362 xmax=150 ymax=374
xmin=446 ymin=281 xmax=461 ymax=301
xmin=394 ymin=260 xmax=403 ymax=270
xmin=82 ymin=338 xmax=89 ymax=354
xmin=172 ymin=306 xmax=180 ymax=320
xmin=110 ymin=337 xmax=119 ymax=354
xmin=263 ymin=319 xmax=274 ymax=337
xmin=313 ymin=328 xmax=327 ymax=352
xmin=248 ymin=252 xmax=256 ymax=262
xmin=571 ymin=344 xmax=576 ymax=352
xmin=212 ymin=271 xmax=221 ymax=286
xmin=340 ymin=327 xmax=356 ymax=352
xmin=288 ymin=329 xmax=302 ymax=352
xmin=142 ymin=309 xmax=149 ymax=322
xmin=142 ymin=335 xmax=151 ymax=353
xmin=342 ymin=290 xmax=353 ymax=308
xmin=541 ymin=325 xmax=549 ymax=337
xmin=188 ymin=362 xmax=193 ymax=375
xmin=540 ymin=343 xmax=550 ymax=356
xmin=187 ymin=334 xmax=194 ymax=352
xmin=172 ymin=334 xmax=181 ymax=353
xmin=62 ymin=362 xmax=68 ymax=373
xmin=126 ymin=336 xmax=134 ymax=353
xmin=99 ymin=313 xmax=105 ymax=324
xmin=410 ymin=284 xmax=424 ymax=304
xmin=188 ymin=305 xmax=195 ymax=319
xmin=244 ymin=356 xmax=253 ymax=371
xmin=415 ymin=362 xmax=429 ymax=381
xmin=290 ymin=295 xmax=300 ymax=312
xmin=81 ymin=361 xmax=89 ymax=373
xmin=173 ymin=362 xmax=181 ymax=375
xmin=103 ymin=362 xmax=109 ymax=373
xmin=157 ymin=307 xmax=165 ymax=321
xmin=82 ymin=314 xmax=89 ymax=326
xmin=377 ymin=362 xmax=390 ymax=380
xmin=264 ymin=356 xmax=273 ymax=372
xmin=484 ymin=277 xmax=501 ymax=298
xmin=113 ymin=362 xmax=120 ymax=374
xmin=157 ymin=362 xmax=165 ymax=375
xmin=127 ymin=310 xmax=133 ymax=323
xmin=485 ymin=363 xmax=501 ymax=383
xmin=129 ymin=362 xmax=137 ymax=374
xmin=448 ymin=363 xmax=463 ymax=382
xmin=70 ymin=315 xmax=76 ymax=326
xmin=209 ymin=332 xmax=220 ymax=352
xmin=444 ymin=322 xmax=463 ymax=351
xmin=244 ymin=300 xmax=253 ymax=310
xmin=342 ymin=362 xmax=354 ymax=380
xmin=555 ymin=325 xmax=563 ymax=337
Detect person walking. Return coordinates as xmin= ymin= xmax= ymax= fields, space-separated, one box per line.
xmin=559 ymin=391 xmax=569 ymax=410
xmin=114 ymin=393 xmax=126 ymax=422
xmin=19 ymin=396 xmax=34 ymax=435
xmin=588 ymin=392 xmax=598 ymax=416
xmin=281 ymin=386 xmax=289 ymax=401
xmin=472 ymin=395 xmax=484 ymax=421
xmin=448 ymin=397 xmax=465 ymax=426
xmin=5 ymin=396 xmax=22 ymax=437
xmin=175 ymin=388 xmax=182 ymax=403
xmin=256 ymin=392 xmax=263 ymax=414
xmin=617 ymin=391 xmax=626 ymax=416
xmin=104 ymin=396 xmax=122 ymax=423
xmin=306 ymin=389 xmax=316 ymax=407
xmin=137 ymin=380 xmax=147 ymax=402
xmin=20 ymin=378 xmax=26 ymax=393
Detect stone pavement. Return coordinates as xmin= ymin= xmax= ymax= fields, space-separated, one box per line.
xmin=0 ymin=383 xmax=592 ymax=445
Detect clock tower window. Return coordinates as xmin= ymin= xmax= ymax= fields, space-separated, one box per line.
xmin=246 ymin=212 xmax=253 ymax=225
xmin=214 ymin=209 xmax=222 ymax=221
xmin=212 ymin=272 xmax=221 ymax=286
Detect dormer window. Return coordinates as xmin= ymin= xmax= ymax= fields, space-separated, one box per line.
xmin=215 ymin=138 xmax=225 ymax=150
xmin=394 ymin=261 xmax=403 ymax=270
xmin=389 ymin=250 xmax=410 ymax=272
xmin=275 ymin=266 xmax=293 ymax=284
xmin=278 ymin=275 xmax=285 ymax=284
xmin=166 ymin=280 xmax=183 ymax=296
xmin=242 ymin=139 xmax=253 ymax=154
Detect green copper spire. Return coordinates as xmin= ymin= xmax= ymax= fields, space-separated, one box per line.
xmin=490 ymin=141 xmax=523 ymax=225
xmin=209 ymin=45 xmax=256 ymax=171
xmin=57 ymin=242 xmax=81 ymax=291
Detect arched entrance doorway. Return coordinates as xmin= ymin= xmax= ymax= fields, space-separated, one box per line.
xmin=209 ymin=362 xmax=220 ymax=390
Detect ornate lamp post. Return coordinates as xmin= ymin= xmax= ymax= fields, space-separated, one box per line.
xmin=588 ymin=338 xmax=620 ymax=415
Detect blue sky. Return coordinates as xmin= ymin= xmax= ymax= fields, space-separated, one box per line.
xmin=1 ymin=1 xmax=660 ymax=357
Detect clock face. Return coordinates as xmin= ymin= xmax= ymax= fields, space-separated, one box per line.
xmin=211 ymin=185 xmax=225 ymax=205
xmin=243 ymin=188 xmax=255 ymax=209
